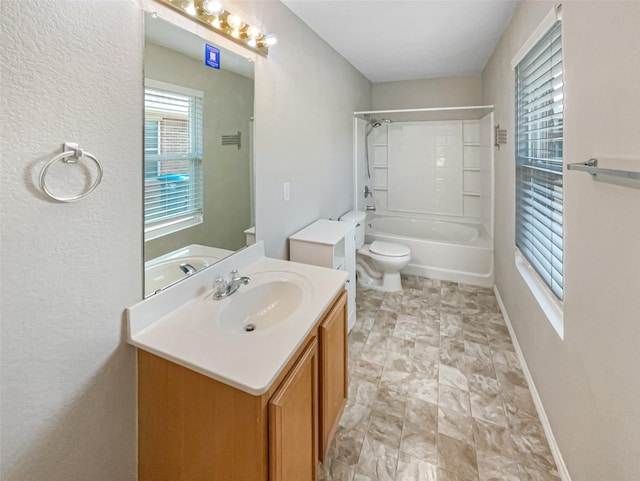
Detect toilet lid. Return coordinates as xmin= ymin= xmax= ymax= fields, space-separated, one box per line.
xmin=369 ymin=241 xmax=410 ymax=257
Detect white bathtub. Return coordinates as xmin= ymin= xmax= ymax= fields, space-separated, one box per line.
xmin=365 ymin=215 xmax=494 ymax=287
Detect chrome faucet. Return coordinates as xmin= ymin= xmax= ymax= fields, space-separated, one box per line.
xmin=364 ymin=185 xmax=373 ymax=198
xmin=213 ymin=270 xmax=250 ymax=299
xmin=365 ymin=204 xmax=376 ymax=212
xmin=180 ymin=263 xmax=197 ymax=275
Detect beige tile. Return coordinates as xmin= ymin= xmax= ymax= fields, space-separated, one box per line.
xmin=318 ymin=458 xmax=356 ymax=481
xmin=387 ymin=336 xmax=416 ymax=354
xmin=438 ymin=384 xmax=471 ymax=415
xmin=348 ymin=377 xmax=379 ymax=407
xmin=399 ymin=421 xmax=437 ymax=464
xmin=356 ymin=436 xmax=399 ymax=481
xmin=327 ymin=426 xmax=366 ymax=467
xmin=472 ymin=418 xmax=515 ymax=457
xmin=346 ymin=285 xmax=558 ymax=481
xmin=438 ymin=406 xmax=474 ymax=444
xmin=340 ymin=399 xmax=373 ymax=432
xmin=495 ymin=363 xmax=528 ymax=391
xmin=373 ymin=384 xmax=407 ymax=419
xmin=367 ymin=410 xmax=404 ymax=448
xmin=353 ymin=475 xmax=374 ymax=481
xmin=404 ymin=397 xmax=437 ymax=429
xmin=351 ymin=358 xmax=384 ymax=384
xmin=407 ymin=374 xmax=438 ymax=405
xmin=437 ymin=467 xmax=479 ymax=481
xmin=439 ymin=363 xmax=469 ymax=391
xmin=517 ymin=464 xmax=562 ymax=481
xmin=395 ymin=453 xmax=437 ymax=481
xmin=469 ymin=389 xmax=508 ymax=427
xmin=466 ymin=357 xmax=497 ymax=379
xmin=437 ymin=433 xmax=478 ymax=480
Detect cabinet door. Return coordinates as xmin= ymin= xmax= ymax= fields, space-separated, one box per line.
xmin=319 ymin=291 xmax=348 ymax=460
xmin=269 ymin=338 xmax=318 ymax=481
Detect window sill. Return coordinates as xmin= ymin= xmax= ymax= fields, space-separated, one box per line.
xmin=145 ymin=213 xmax=203 ymax=241
xmin=515 ymin=250 xmax=564 ymax=339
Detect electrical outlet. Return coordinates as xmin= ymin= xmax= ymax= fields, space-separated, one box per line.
xmin=283 ymin=182 xmax=290 ymax=202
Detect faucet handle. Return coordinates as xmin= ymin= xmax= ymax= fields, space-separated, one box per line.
xmin=214 ymin=277 xmax=227 ymax=295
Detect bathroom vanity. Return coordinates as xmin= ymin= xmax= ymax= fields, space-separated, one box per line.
xmin=289 ymin=219 xmax=356 ymax=331
xmin=128 ymin=252 xmax=348 ymax=481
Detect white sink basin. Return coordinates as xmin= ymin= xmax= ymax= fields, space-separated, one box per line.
xmin=214 ymin=271 xmax=314 ymax=335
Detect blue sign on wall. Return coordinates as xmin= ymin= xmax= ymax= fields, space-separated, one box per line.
xmin=205 ymin=44 xmax=220 ymax=69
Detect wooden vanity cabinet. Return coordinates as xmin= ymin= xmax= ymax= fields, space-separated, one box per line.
xmin=318 ymin=289 xmax=348 ymax=461
xmin=269 ymin=338 xmax=318 ymax=481
xmin=137 ymin=289 xmax=347 ymax=481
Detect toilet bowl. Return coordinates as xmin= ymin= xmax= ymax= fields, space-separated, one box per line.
xmin=339 ymin=210 xmax=411 ymax=292
xmin=356 ymin=241 xmax=411 ymax=292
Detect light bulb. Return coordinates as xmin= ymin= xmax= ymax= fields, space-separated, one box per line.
xmin=184 ymin=1 xmax=197 ymax=16
xmin=246 ymin=37 xmax=257 ymax=47
xmin=246 ymin=25 xmax=261 ymax=39
xmin=226 ymin=14 xmax=242 ymax=29
xmin=263 ymin=33 xmax=278 ymax=47
xmin=202 ymin=0 xmax=223 ymax=16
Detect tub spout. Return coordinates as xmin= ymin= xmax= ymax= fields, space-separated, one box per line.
xmin=180 ymin=263 xmax=197 ymax=275
xmin=365 ymin=204 xmax=376 ymax=212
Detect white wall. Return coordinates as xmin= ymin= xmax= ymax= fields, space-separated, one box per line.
xmin=0 ymin=1 xmax=370 ymax=479
xmin=482 ymin=2 xmax=640 ymax=480
xmin=0 ymin=1 xmax=142 ymax=480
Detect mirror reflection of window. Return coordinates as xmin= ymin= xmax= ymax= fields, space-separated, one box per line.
xmin=144 ymin=80 xmax=204 ymax=238
xmin=143 ymin=12 xmax=255 ymax=298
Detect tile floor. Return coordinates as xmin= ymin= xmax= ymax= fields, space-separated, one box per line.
xmin=319 ymin=275 xmax=560 ymax=481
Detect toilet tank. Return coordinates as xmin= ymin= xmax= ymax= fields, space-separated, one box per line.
xmin=339 ymin=210 xmax=367 ymax=249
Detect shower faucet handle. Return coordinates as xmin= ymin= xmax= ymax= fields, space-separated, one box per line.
xmin=364 ymin=185 xmax=373 ymax=198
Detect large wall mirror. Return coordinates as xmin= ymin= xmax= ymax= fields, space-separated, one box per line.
xmin=143 ymin=11 xmax=255 ymax=297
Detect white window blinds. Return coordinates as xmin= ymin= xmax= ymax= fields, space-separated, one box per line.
xmin=515 ymin=21 xmax=564 ymax=301
xmin=144 ymin=84 xmax=203 ymax=230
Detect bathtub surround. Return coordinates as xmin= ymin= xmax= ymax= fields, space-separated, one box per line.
xmin=0 ymin=0 xmax=370 ymax=479
xmin=483 ymin=1 xmax=640 ymax=480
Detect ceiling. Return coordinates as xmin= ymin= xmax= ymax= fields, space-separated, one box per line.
xmin=280 ymin=0 xmax=521 ymax=83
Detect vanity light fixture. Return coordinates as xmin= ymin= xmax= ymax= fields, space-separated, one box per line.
xmin=156 ymin=0 xmax=278 ymax=56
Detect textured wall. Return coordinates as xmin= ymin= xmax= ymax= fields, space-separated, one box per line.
xmin=249 ymin=0 xmax=372 ymax=259
xmin=0 ymin=1 xmax=142 ymax=480
xmin=482 ymin=2 xmax=640 ymax=480
xmin=0 ymin=0 xmax=371 ymax=478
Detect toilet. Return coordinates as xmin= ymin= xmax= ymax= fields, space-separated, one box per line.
xmin=340 ymin=210 xmax=411 ymax=292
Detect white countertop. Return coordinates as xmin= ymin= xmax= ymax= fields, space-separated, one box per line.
xmin=288 ymin=219 xmax=353 ymax=246
xmin=128 ymin=256 xmax=347 ymax=396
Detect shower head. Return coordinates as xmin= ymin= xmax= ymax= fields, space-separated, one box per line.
xmin=365 ymin=118 xmax=392 ymax=137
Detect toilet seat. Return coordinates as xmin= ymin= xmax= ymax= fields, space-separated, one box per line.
xmin=369 ymin=241 xmax=410 ymax=257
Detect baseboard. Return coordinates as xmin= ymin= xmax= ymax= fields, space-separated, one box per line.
xmin=493 ymin=285 xmax=573 ymax=481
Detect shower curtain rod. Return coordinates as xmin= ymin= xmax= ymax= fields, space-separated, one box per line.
xmin=354 ymin=105 xmax=494 ymax=115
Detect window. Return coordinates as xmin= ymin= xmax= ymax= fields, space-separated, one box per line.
xmin=515 ymin=21 xmax=564 ymax=302
xmin=144 ymin=80 xmax=203 ymax=238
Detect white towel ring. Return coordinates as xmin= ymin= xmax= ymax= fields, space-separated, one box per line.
xmin=39 ymin=143 xmax=103 ymax=203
